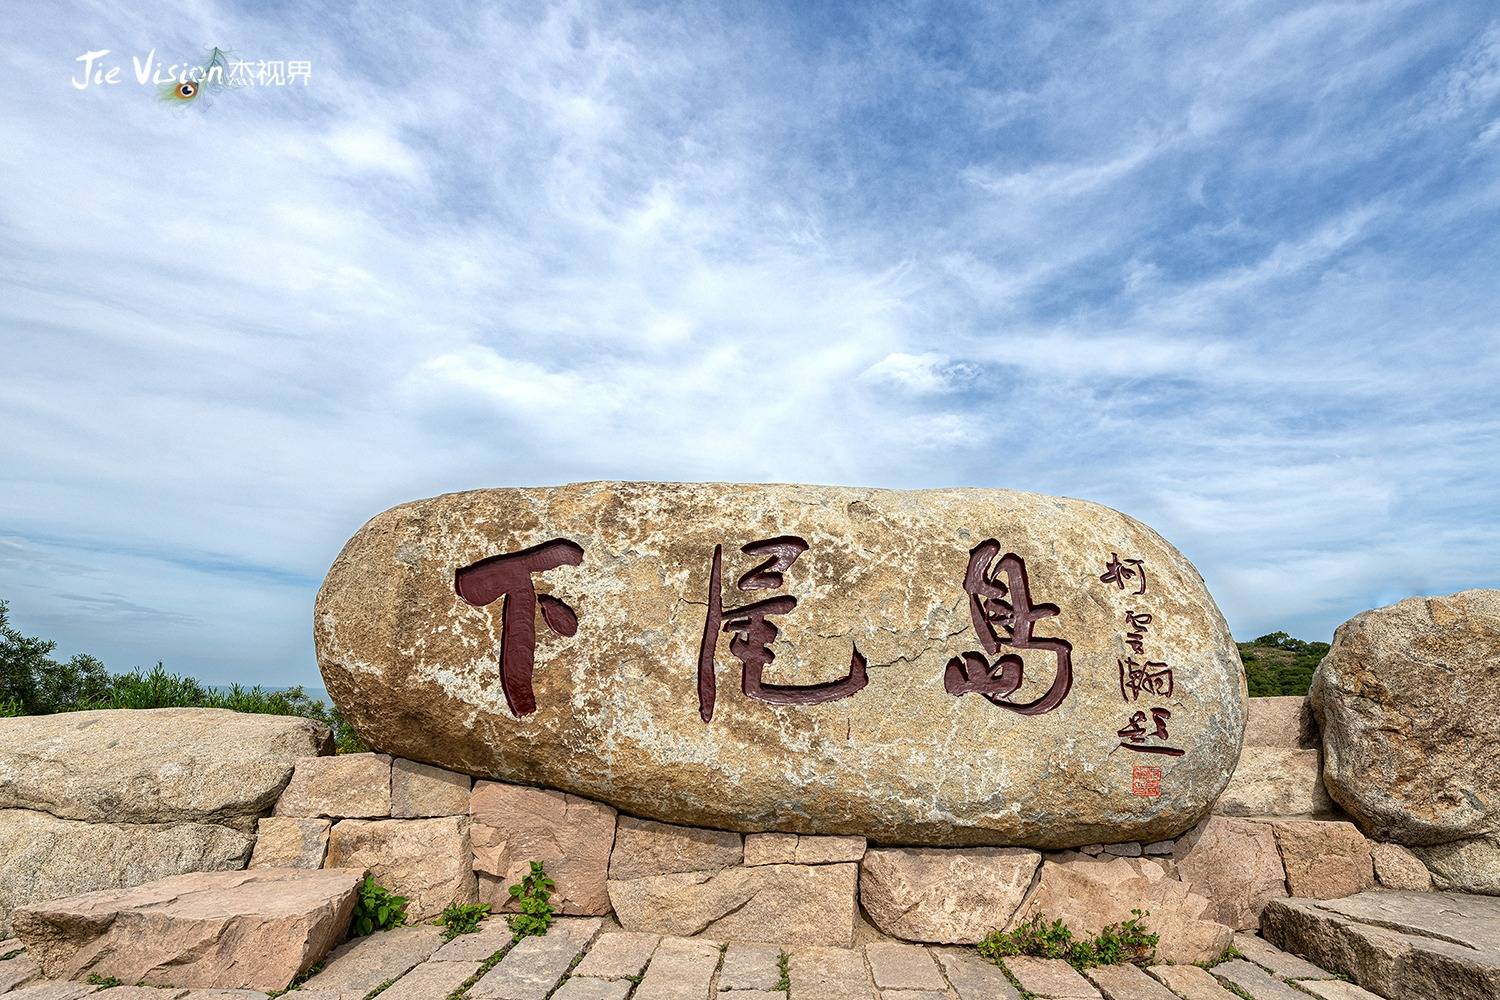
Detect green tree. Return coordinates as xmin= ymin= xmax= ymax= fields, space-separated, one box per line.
xmin=1237 ymin=632 xmax=1330 ymax=696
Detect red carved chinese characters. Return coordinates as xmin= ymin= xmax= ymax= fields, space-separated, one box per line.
xmin=697 ymin=536 xmax=868 ymax=723
xmin=1118 ymin=658 xmax=1174 ymax=701
xmin=1117 ymin=707 xmax=1184 ymax=756
xmin=1100 ymin=553 xmax=1147 ymax=595
xmin=943 ymin=540 xmax=1073 ymax=715
xmin=455 ymin=539 xmax=584 ymax=718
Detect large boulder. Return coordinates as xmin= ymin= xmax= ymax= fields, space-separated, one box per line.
xmin=0 ymin=709 xmax=331 ymax=830
xmin=1311 ymin=589 xmax=1500 ymax=845
xmin=1411 ymin=834 xmax=1500 ymax=895
xmin=858 ymin=846 xmax=1040 ymax=944
xmin=0 ymin=809 xmax=252 ymax=936
xmin=316 ymin=483 xmax=1245 ymax=847
xmin=1009 ymin=852 xmax=1233 ymax=965
xmin=10 ymin=868 xmax=360 ymax=992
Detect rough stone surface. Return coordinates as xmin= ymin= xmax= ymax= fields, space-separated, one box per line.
xmin=931 ymin=949 xmax=1020 ymax=1000
xmin=1101 ymin=842 xmax=1141 ymax=857
xmin=430 ymin=919 xmax=513 ymax=962
xmin=273 ymin=754 xmax=391 ymax=819
xmin=377 ymin=959 xmax=482 ymax=1000
xmin=316 ymin=484 xmax=1246 ymax=847
xmin=1211 ymin=960 xmax=1308 ymax=1000
xmin=390 ymin=758 xmax=471 ymax=818
xmin=1213 ymin=749 xmax=1333 ymax=818
xmin=466 ymin=918 xmax=601 ymax=1000
xmin=248 ymin=817 xmax=329 ymax=870
xmin=716 ymin=943 xmax=780 ymax=991
xmin=470 ymin=781 xmax=615 ymax=915
xmin=859 ymin=847 xmax=1039 ymax=944
xmin=11 ymin=868 xmax=360 ymax=992
xmin=92 ymin=991 xmax=188 ymax=999
xmin=0 ymin=709 xmax=330 ymax=829
xmin=1297 ymin=981 xmax=1385 ymax=1000
xmin=1082 ymin=963 xmax=1179 ymax=1000
xmin=1011 ymin=853 xmax=1232 ymax=965
xmin=1269 ymin=820 xmax=1372 ymax=899
xmin=863 ymin=943 xmax=944 ymax=990
xmin=553 ymin=979 xmax=631 ymax=1000
xmin=1411 ymin=834 xmax=1500 ymax=895
xmin=0 ymin=809 xmax=252 ymax=936
xmin=608 ymin=817 xmax=742 ymax=880
xmin=1368 ymin=842 xmax=1433 ymax=891
xmin=1261 ymin=891 xmax=1500 ymax=1000
xmin=796 ymin=837 xmax=866 ymax=865
xmin=1172 ymin=816 xmax=1287 ymax=930
xmin=572 ymin=931 xmax=661 ymax=980
xmin=0 ymin=953 xmax=39 ymax=992
xmin=300 ymin=924 xmax=446 ymax=1000
xmin=743 ymin=833 xmax=799 ymax=866
xmin=634 ymin=936 xmax=721 ymax=1000
xmin=3 ymin=983 xmax=99 ymax=1000
xmin=788 ymin=947 xmax=872 ymax=1000
xmin=610 ymin=862 xmax=856 ymax=946
xmin=1243 ymin=697 xmax=1317 ymax=749
xmin=1003 ymin=956 xmax=1100 ymax=998
xmin=1145 ymin=965 xmax=1238 ymax=1000
xmin=324 ymin=816 xmax=476 ymax=920
xmin=1232 ymin=932 xmax=1329 ymax=980
xmin=1312 ymin=589 xmax=1500 ymax=845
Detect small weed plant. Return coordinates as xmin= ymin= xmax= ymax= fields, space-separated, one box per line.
xmin=437 ymin=901 xmax=492 ymax=940
xmin=351 ymin=874 xmax=408 ymax=937
xmin=506 ymin=861 xmax=556 ymax=940
xmin=978 ymin=910 xmax=1158 ymax=970
xmin=85 ymin=975 xmax=123 ymax=987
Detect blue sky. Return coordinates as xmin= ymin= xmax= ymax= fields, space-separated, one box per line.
xmin=3 ymin=1 xmax=1499 ymax=687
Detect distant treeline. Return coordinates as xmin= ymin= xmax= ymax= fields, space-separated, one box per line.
xmin=0 ymin=600 xmax=365 ymax=752
xmin=1237 ymin=631 xmax=1329 ymax=696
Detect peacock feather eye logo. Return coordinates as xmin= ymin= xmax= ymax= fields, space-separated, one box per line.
xmin=160 ymin=46 xmax=230 ymax=107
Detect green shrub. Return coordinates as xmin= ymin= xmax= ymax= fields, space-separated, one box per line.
xmin=437 ymin=901 xmax=491 ymax=940
xmin=351 ymin=874 xmax=408 ymax=936
xmin=506 ymin=861 xmax=556 ymax=939
xmin=86 ymin=975 xmax=123 ymax=987
xmin=978 ymin=911 xmax=1158 ymax=970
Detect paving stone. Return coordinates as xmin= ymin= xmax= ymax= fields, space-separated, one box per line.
xmin=179 ymin=993 xmax=269 ymax=999
xmin=551 ymin=978 xmax=632 ymax=1000
xmin=1001 ymin=957 xmax=1100 ymax=999
xmin=468 ymin=919 xmax=603 ymax=1000
xmin=297 ymin=925 xmax=446 ymax=1000
xmin=3 ymin=983 xmax=100 ymax=1000
xmin=1082 ymin=963 xmax=1179 ymax=1000
xmin=1231 ymin=932 xmax=1331 ymax=980
xmin=878 ymin=992 xmax=945 ymax=1000
xmin=1144 ymin=965 xmax=1240 ymax=1000
xmin=573 ymin=931 xmax=662 ymax=980
xmin=635 ymin=937 xmax=723 ymax=1000
xmin=1211 ymin=960 xmax=1309 ymax=1000
xmin=1296 ymin=982 xmax=1385 ymax=1000
xmin=430 ymin=920 xmax=515 ymax=962
xmin=92 ymin=990 xmax=189 ymax=999
xmin=374 ymin=958 xmax=481 ymax=1000
xmin=717 ymin=943 xmax=781 ymax=991
xmin=721 ymin=993 xmax=786 ymax=1000
xmin=789 ymin=947 xmax=874 ymax=1000
xmin=0 ymin=953 xmax=40 ymax=991
xmin=930 ymin=949 xmax=1019 ymax=1000
xmin=863 ymin=944 xmax=945 ymax=991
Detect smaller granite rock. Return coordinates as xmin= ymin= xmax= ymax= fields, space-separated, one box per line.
xmin=4 ymin=982 xmax=100 ymax=1000
xmin=864 ymin=943 xmax=945 ymax=990
xmin=1211 ymin=960 xmax=1311 ymax=1000
xmin=274 ymin=754 xmax=391 ymax=819
xmin=1297 ymin=982 xmax=1386 ymax=1000
xmin=92 ymin=990 xmax=188 ymax=999
xmin=1270 ymin=820 xmax=1372 ymax=899
xmin=571 ymin=931 xmax=660 ymax=980
xmin=610 ymin=863 xmax=855 ymax=947
xmin=859 ymin=847 xmax=1039 ymax=944
xmin=430 ymin=919 xmax=513 ymax=962
xmin=1145 ymin=965 xmax=1239 ymax=1000
xmin=633 ymin=936 xmax=721 ymax=1000
xmin=391 ymin=759 xmax=470 ymax=818
xmin=553 ymin=980 xmax=630 ymax=1000
xmin=471 ymin=781 xmax=615 ymax=915
xmin=716 ymin=942 xmax=781 ymax=991
xmin=1083 ymin=963 xmax=1179 ymax=1000
xmin=1011 ymin=853 xmax=1232 ymax=965
xmin=743 ymin=833 xmax=799 ymax=866
xmin=1368 ymin=842 xmax=1433 ymax=891
xmin=376 ymin=959 xmax=481 ymax=1000
xmin=1244 ymin=697 xmax=1317 ymax=749
xmin=11 ymin=868 xmax=359 ymax=991
xmin=1101 ymin=842 xmax=1141 ymax=857
xmin=796 ymin=836 xmax=865 ymax=864
xmin=249 ymin=817 xmax=330 ymax=870
xmin=1003 ymin=956 xmax=1100 ymax=998
xmin=608 ymin=817 xmax=742 ymax=881
xmin=1214 ymin=749 xmax=1332 ymax=818
xmin=299 ymin=924 xmax=445 ymax=1000
xmin=931 ymin=949 xmax=1021 ymax=1000
xmin=787 ymin=947 xmax=871 ymax=1000
xmin=325 ymin=817 xmax=475 ymax=920
xmin=1231 ymin=932 xmax=1329 ymax=980
xmin=1411 ymin=834 xmax=1500 ymax=895
xmin=0 ymin=952 xmax=39 ymax=992
xmin=1172 ymin=816 xmax=1287 ymax=930
xmin=1142 ymin=840 xmax=1174 ymax=856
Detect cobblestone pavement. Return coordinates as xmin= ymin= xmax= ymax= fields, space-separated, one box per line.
xmin=0 ymin=923 xmax=1380 ymax=1000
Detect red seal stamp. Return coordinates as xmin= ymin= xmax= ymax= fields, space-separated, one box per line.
xmin=1131 ymin=764 xmax=1162 ymax=797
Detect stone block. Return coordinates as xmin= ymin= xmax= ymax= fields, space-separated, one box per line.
xmin=634 ymin=936 xmax=722 ymax=1000
xmin=1082 ymin=963 xmax=1179 ymax=1000
xmin=249 ymin=817 xmax=330 ymax=870
xmin=471 ymin=781 xmax=615 ymax=915
xmin=1101 ymin=842 xmax=1141 ymax=857
xmin=1231 ymin=931 xmax=1330 ymax=980
xmin=4 ymin=983 xmax=101 ymax=1000
xmin=1244 ymin=696 xmax=1317 ymax=748
xmin=864 ymin=943 xmax=943 ymax=990
xmin=743 ymin=834 xmax=798 ymax=866
xmin=859 ymin=847 xmax=1039 ymax=944
xmin=391 ymin=759 xmax=470 ymax=818
xmin=553 ymin=980 xmax=631 ymax=1000
xmin=788 ymin=947 xmax=872 ymax=1000
xmin=0 ymin=952 xmax=39 ymax=992
xmin=1268 ymin=820 xmax=1372 ymax=899
xmin=274 ymin=754 xmax=391 ymax=819
xmin=1411 ymin=833 xmax=1500 ymax=894
xmin=1171 ymin=816 xmax=1287 ymax=930
xmin=430 ymin=918 xmax=512 ymax=962
xmin=374 ymin=958 xmax=481 ymax=1000
xmin=1368 ymin=842 xmax=1432 ymax=891
xmin=325 ymin=816 xmax=476 ymax=920
xmin=1214 ymin=748 xmax=1333 ymax=818
xmin=1297 ymin=982 xmax=1385 ymax=1000
xmin=608 ymin=817 xmax=741 ymax=880
xmin=716 ymin=943 xmax=780 ymax=990
xmin=572 ymin=931 xmax=660 ymax=980
xmin=466 ymin=918 xmax=601 ymax=1000
xmin=931 ymin=949 xmax=1020 ymax=1000
xmin=796 ymin=837 xmax=865 ymax=864
xmin=1002 ymin=956 xmax=1100 ymax=998
xmin=610 ymin=863 xmax=855 ymax=947
xmin=1211 ymin=959 xmax=1309 ymax=1000
xmin=1144 ymin=965 xmax=1238 ymax=1000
